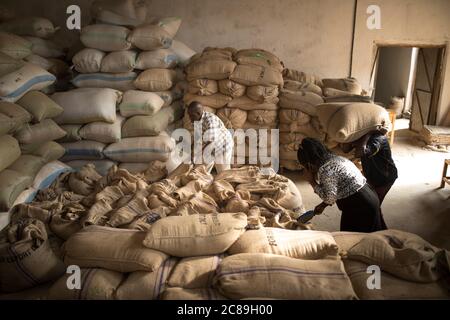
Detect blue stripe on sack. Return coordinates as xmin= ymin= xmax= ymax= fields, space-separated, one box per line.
xmin=104 ymin=148 xmax=168 ymax=155
xmin=34 ymin=167 xmax=74 ymax=190
xmin=217 ymin=267 xmax=346 ymax=278
xmin=3 ymin=75 xmax=56 ymax=99
xmin=65 ymin=149 xmax=104 ymax=157
xmin=24 ymin=190 xmax=37 ymax=203
xmin=72 ymin=73 xmax=136 ymax=83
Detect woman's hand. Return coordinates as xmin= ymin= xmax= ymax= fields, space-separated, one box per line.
xmin=314 ymin=202 xmax=329 ymax=215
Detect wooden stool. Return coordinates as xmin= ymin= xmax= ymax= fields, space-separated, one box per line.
xmin=440 ymin=159 xmax=450 ymax=188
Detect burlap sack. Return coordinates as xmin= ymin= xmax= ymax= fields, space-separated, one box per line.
xmin=235 ymin=49 xmax=282 ymax=68
xmin=65 ymin=160 xmax=116 ymax=177
xmin=280 ymin=159 xmax=303 ymax=171
xmin=52 ymin=88 xmax=121 ymax=125
xmin=64 ymin=226 xmax=169 ymax=273
xmin=14 ymin=119 xmax=66 ymax=145
xmin=72 ymin=48 xmax=105 ymax=73
xmin=216 ymin=108 xmax=247 ymax=129
xmin=215 ymin=253 xmax=357 ymax=299
xmin=68 ymin=163 xmax=102 ymax=196
xmin=279 ymin=143 xmax=300 ymax=161
xmin=331 ymin=231 xmax=366 ymax=252
xmin=136 ymin=49 xmax=178 ymax=69
xmin=322 ymin=78 xmax=362 ymax=95
xmin=282 ymin=68 xmax=321 ymax=85
xmin=227 ymin=96 xmax=278 ymax=111
xmin=71 ymin=72 xmax=137 ymax=92
xmin=0 ymin=101 xmax=31 ymax=130
xmin=0 ymin=113 xmax=17 ymax=136
xmin=0 ymin=282 xmax=53 ymax=300
xmin=116 ymin=257 xmax=178 ymax=300
xmin=0 ymin=219 xmax=65 ymax=293
xmin=279 ymin=89 xmax=324 ymax=116
xmin=128 ymin=24 xmax=172 ymax=51
xmin=0 ymin=31 xmax=32 ymax=60
xmin=91 ymin=0 xmax=148 ymax=26
xmin=24 ymin=53 xmax=53 ymax=71
xmin=346 ymin=230 xmax=450 ymax=283
xmin=48 ymin=268 xmax=124 ymax=300
xmin=49 ymin=210 xmax=84 ymax=241
xmin=119 ymin=90 xmax=164 ymax=117
xmin=106 ymin=190 xmax=150 ymax=227
xmin=134 ymin=68 xmax=176 ymax=92
xmin=57 ymin=125 xmax=82 ymax=143
xmin=324 ymin=94 xmax=373 ymax=103
xmin=25 ymin=36 xmax=63 ymax=58
xmin=186 ymin=59 xmax=237 ymax=81
xmin=230 ymin=64 xmax=283 ymax=87
xmin=7 ymin=154 xmax=46 ymax=177
xmin=316 ymin=102 xmax=391 ymax=143
xmin=284 ymin=80 xmax=322 ymax=95
xmin=246 ymin=85 xmax=279 ymax=103
xmin=184 ymin=92 xmax=232 ymax=109
xmin=246 ymin=110 xmax=277 ymax=126
xmin=0 ymin=17 xmax=55 ymax=39
xmin=80 ymin=24 xmax=131 ymax=52
xmin=0 ymin=134 xmax=21 ymax=172
xmin=279 ymin=122 xmax=325 ymax=140
xmin=228 ymin=228 xmax=338 ymax=259
xmin=24 ymin=141 xmax=65 ymax=162
xmin=161 ymin=287 xmax=228 ymax=300
xmin=188 ymin=79 xmax=218 ymax=96
xmin=79 ymin=115 xmax=125 ymax=144
xmin=216 ymin=79 xmax=244 ymax=98
xmin=168 ymin=255 xmax=224 ymax=289
xmin=100 ymin=50 xmax=137 ymax=73
xmin=275 ymin=178 xmax=305 ymax=214
xmin=17 ymin=91 xmax=63 ymax=123
xmin=153 ymin=91 xmax=175 ymax=108
xmin=143 ymin=213 xmax=248 ymax=257
xmin=343 ymin=259 xmax=450 ymax=300
xmin=0 ymin=51 xmax=24 ymax=76
xmin=61 ymin=140 xmax=106 ymax=161
xmin=170 ymin=40 xmax=195 ymax=67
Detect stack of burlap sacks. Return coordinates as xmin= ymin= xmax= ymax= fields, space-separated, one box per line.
xmin=183 ymin=48 xmax=284 ymax=167
xmin=1 ymin=166 xmax=449 ymax=300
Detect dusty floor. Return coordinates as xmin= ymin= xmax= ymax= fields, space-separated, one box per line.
xmin=283 ymin=119 xmax=450 ymax=249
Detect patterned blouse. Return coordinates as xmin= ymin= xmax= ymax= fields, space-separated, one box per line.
xmin=313 ymin=156 xmax=366 ymax=205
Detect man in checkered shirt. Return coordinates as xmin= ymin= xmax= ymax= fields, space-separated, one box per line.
xmin=188 ymin=101 xmax=233 ymax=173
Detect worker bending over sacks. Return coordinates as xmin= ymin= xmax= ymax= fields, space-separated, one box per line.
xmin=188 ymin=101 xmax=234 ymax=173
xmin=297 ymin=138 xmax=386 ymax=232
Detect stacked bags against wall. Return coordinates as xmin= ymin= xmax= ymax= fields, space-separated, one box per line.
xmin=321 ymin=77 xmax=372 ymax=103
xmin=183 ymin=48 xmax=284 ymax=167
xmin=0 ymin=16 xmax=70 ymax=95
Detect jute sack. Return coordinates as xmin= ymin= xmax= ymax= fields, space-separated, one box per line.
xmin=17 ymin=91 xmax=63 ymax=123
xmin=118 ymin=162 xmax=149 ymax=173
xmin=65 ymin=160 xmax=116 ymax=177
xmin=104 ymin=134 xmax=174 ymax=162
xmin=0 ymin=169 xmax=32 ymax=211
xmin=227 ymin=96 xmax=278 ymax=111
xmin=49 ymin=209 xmax=84 ymax=241
xmin=246 ymin=85 xmax=279 ymax=103
xmin=278 ymin=109 xmax=311 ymax=128
xmin=0 ymin=17 xmax=55 ymax=39
xmin=71 ymin=71 xmax=137 ymax=91
xmin=58 ymin=124 xmax=82 ymax=142
xmin=64 ymin=225 xmax=169 ymax=273
xmin=24 ymin=141 xmax=65 ymax=162
xmin=101 ymin=50 xmax=137 ymax=73
xmin=122 ymin=102 xmax=183 ymax=137
xmin=52 ymin=88 xmax=121 ymax=125
xmin=134 ymin=68 xmax=176 ymax=91
xmin=279 ymin=89 xmax=324 ymax=116
xmin=343 ymin=259 xmax=450 ymax=300
xmin=61 ymin=140 xmax=106 ymax=161
xmin=24 ymin=54 xmax=53 ymax=70
xmin=154 ymin=90 xmax=175 ymax=108
xmin=0 ymin=113 xmax=18 ymax=135
xmin=7 ymin=154 xmax=46 ymax=177
xmin=91 ymin=0 xmax=148 ymax=25
xmin=153 ymin=16 xmax=182 ymax=38
xmin=324 ymin=94 xmax=373 ymax=104
xmin=116 ymin=257 xmax=178 ymax=300
xmin=25 ymin=36 xmax=64 ymax=58
xmin=168 ymin=255 xmax=224 ymax=289
xmin=135 ymin=49 xmax=178 ymax=69
xmin=246 ymin=110 xmax=277 ymax=126
xmin=282 ymin=68 xmax=321 ymax=85
xmin=0 ymin=63 xmax=55 ymax=102
xmin=284 ymin=80 xmax=323 ymax=95
xmin=170 ymin=40 xmax=195 ymax=67
xmin=68 ymin=163 xmax=102 ymax=196
xmin=216 ymin=108 xmax=247 ymax=129
xmin=278 ymin=122 xmax=325 ymax=141
xmin=279 ymin=143 xmax=300 ymax=161
xmin=346 ymin=229 xmax=449 ymax=283
xmin=186 ymin=59 xmax=237 ymax=81
xmin=128 ymin=24 xmax=172 ymax=51
xmin=48 ymin=268 xmax=124 ymax=300
xmin=0 ymin=134 xmax=21 ymax=172
xmin=316 ymin=102 xmax=391 ymax=143
xmin=228 ymin=228 xmax=338 ymax=259
xmin=280 ymin=159 xmax=303 ymax=171
xmin=215 ymin=253 xmax=357 ymax=300
xmin=79 ymin=115 xmax=125 ymax=144
xmin=184 ymin=92 xmax=232 ymax=109
xmin=14 ymin=118 xmax=66 ymax=145
xmin=0 ymin=31 xmax=32 ymax=59
xmin=0 ymin=101 xmax=31 ymax=130
xmin=143 ymin=213 xmax=248 ymax=257
xmin=275 ymin=178 xmax=305 ymax=214
xmin=322 ymin=78 xmax=362 ymax=95
xmin=235 ymin=49 xmax=281 ymax=66
xmin=0 ymin=219 xmax=65 ymax=293
xmin=230 ymin=64 xmax=283 ymax=87
xmin=323 ymin=87 xmax=360 ymax=98
xmin=279 ymin=132 xmax=305 ymax=145
xmin=331 ymin=231 xmax=366 ymax=252
xmin=72 ymin=48 xmax=105 ymax=73
xmin=218 ymin=79 xmax=246 ymax=97
xmin=0 ymin=51 xmax=24 ymax=77
xmin=80 ymin=24 xmax=131 ymax=52
xmin=0 ymin=282 xmax=53 ymax=300
xmin=119 ymin=90 xmax=164 ymax=117
xmin=188 ymin=79 xmax=218 ymax=96
xmin=32 ymin=160 xmax=72 ymax=190
xmin=161 ymin=287 xmax=228 ymax=300
xmin=235 ymin=53 xmax=283 ymax=73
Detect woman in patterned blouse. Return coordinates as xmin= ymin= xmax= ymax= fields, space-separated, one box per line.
xmin=297 ymin=138 xmax=386 ymax=232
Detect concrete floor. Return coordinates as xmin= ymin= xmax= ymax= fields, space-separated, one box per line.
xmin=283 ymin=119 xmax=450 ymax=249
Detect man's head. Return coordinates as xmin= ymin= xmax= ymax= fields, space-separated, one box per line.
xmin=188 ymin=101 xmax=203 ymax=122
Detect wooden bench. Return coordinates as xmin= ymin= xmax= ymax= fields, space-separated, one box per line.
xmin=440 ymin=159 xmax=450 ymax=188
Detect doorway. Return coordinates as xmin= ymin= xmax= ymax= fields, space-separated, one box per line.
xmin=371 ymin=44 xmax=446 ymax=133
